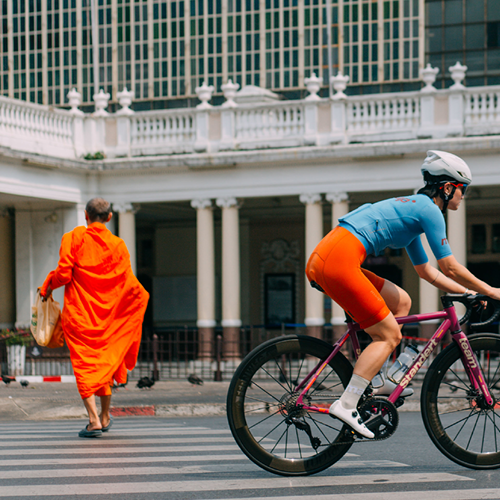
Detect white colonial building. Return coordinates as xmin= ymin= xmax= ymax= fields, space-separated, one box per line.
xmin=1 ymin=65 xmax=500 ymax=358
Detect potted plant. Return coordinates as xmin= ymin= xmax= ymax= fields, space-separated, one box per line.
xmin=1 ymin=330 xmax=31 ymax=377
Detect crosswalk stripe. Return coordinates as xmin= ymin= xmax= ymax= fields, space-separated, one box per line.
xmin=0 ymin=460 xmax=408 ymax=479
xmin=205 ymin=491 xmax=500 ymax=500
xmin=0 ymin=427 xmax=218 ymax=436
xmin=0 ymin=436 xmax=238 ymax=447
xmin=0 ymin=444 xmax=245 ymax=455
xmin=0 ymin=454 xmax=248 ymax=466
xmin=0 ymin=473 xmax=473 ymax=497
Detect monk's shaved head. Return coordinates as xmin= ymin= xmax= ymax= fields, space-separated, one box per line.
xmin=85 ymin=198 xmax=112 ymax=223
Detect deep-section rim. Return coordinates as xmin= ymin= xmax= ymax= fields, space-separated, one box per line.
xmin=421 ymin=333 xmax=500 ymax=470
xmin=226 ymin=334 xmax=354 ymax=476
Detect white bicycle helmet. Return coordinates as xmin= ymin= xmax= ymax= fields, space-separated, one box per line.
xmin=421 ymin=150 xmax=472 ymax=185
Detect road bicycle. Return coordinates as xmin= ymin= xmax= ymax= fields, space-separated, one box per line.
xmin=227 ymin=293 xmax=500 ymax=476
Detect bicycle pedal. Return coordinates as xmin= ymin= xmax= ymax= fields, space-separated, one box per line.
xmin=394 ymin=397 xmax=405 ymax=408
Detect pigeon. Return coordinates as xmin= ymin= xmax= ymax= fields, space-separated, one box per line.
xmin=112 ymin=374 xmax=128 ymax=391
xmin=187 ymin=374 xmax=204 ymax=386
xmin=1 ymin=375 xmax=15 ymax=385
xmin=19 ymin=380 xmax=29 ymax=388
xmin=136 ymin=376 xmax=155 ymax=389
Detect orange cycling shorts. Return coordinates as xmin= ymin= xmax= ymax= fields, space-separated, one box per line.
xmin=306 ymin=226 xmax=391 ymax=330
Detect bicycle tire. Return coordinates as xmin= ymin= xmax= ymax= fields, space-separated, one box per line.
xmin=421 ymin=333 xmax=500 ymax=469
xmin=227 ymin=334 xmax=354 ymax=476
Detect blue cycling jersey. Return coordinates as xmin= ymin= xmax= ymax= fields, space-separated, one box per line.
xmin=338 ymin=194 xmax=452 ymax=266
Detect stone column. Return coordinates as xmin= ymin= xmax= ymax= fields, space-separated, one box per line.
xmin=216 ymin=197 xmax=241 ymax=360
xmin=447 ymin=200 xmax=467 ymax=321
xmin=326 ymin=192 xmax=349 ymax=339
xmin=15 ymin=210 xmax=33 ymax=328
xmin=113 ymin=203 xmax=137 ymax=275
xmin=419 ymin=234 xmax=440 ymax=338
xmin=300 ymin=193 xmax=325 ymax=338
xmin=191 ymin=199 xmax=216 ymax=360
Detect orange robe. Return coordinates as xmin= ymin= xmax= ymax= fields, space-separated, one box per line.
xmin=41 ymin=222 xmax=149 ymax=399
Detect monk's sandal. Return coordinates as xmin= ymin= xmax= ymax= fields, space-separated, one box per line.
xmin=329 ymin=400 xmax=375 ymax=439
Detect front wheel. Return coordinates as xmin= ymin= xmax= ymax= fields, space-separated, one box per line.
xmin=421 ymin=334 xmax=500 ymax=469
xmin=227 ymin=334 xmax=354 ymax=476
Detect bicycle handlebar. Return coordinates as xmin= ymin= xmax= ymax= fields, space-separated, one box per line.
xmin=445 ymin=294 xmax=500 ymax=331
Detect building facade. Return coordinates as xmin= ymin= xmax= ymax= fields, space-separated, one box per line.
xmin=0 ymin=1 xmax=500 ymax=364
xmin=0 ymin=68 xmax=500 ymax=344
xmin=0 ymin=0 xmax=451 ymax=108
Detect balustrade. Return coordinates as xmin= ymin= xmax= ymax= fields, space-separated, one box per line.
xmin=234 ymin=102 xmax=305 ymax=146
xmin=130 ymin=110 xmax=196 ymax=155
xmin=464 ymin=89 xmax=500 ymax=135
xmin=0 ymin=96 xmax=75 ymax=158
xmin=2 ymin=83 xmax=500 ymax=161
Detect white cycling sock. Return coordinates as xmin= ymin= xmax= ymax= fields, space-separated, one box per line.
xmin=339 ymin=374 xmax=370 ymax=410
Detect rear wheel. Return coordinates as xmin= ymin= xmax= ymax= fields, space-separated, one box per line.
xmin=421 ymin=334 xmax=500 ymax=469
xmin=227 ymin=334 xmax=354 ymax=476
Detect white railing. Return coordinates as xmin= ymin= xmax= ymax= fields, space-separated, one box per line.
xmin=130 ymin=110 xmax=196 ymax=155
xmin=464 ymin=88 xmax=500 ymax=135
xmin=347 ymin=94 xmax=420 ymax=137
xmin=0 ymin=96 xmax=75 ymax=158
xmin=3 ymin=82 xmax=500 ymax=161
xmin=234 ymin=102 xmax=305 ymax=147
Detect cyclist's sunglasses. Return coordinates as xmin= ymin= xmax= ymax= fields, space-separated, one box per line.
xmin=441 ymin=182 xmax=468 ymax=195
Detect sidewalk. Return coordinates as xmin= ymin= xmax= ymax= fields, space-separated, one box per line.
xmin=0 ymin=378 xmax=422 ymax=421
xmin=0 ymin=379 xmax=231 ymax=421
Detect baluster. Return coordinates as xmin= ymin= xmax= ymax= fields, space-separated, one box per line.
xmin=472 ymin=93 xmax=480 ymax=124
xmin=488 ymin=92 xmax=495 ymax=123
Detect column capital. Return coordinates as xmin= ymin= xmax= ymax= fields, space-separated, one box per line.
xmin=326 ymin=192 xmax=349 ymax=204
xmin=112 ymin=202 xmax=137 ymax=214
xmin=299 ymin=193 xmax=322 ymax=205
xmin=216 ymin=197 xmax=239 ymax=209
xmin=191 ymin=198 xmax=213 ymax=210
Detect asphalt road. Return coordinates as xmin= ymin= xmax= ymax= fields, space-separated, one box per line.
xmin=0 ymin=413 xmax=499 ymax=499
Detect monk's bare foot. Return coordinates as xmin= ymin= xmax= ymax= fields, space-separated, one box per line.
xmin=87 ymin=422 xmax=102 ymax=431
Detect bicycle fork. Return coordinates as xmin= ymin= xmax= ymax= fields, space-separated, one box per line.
xmin=452 ymin=331 xmax=494 ymax=407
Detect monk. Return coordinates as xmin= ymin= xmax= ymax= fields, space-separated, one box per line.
xmin=40 ymin=198 xmax=149 ymax=438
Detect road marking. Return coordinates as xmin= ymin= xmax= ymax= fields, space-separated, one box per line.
xmin=211 ymin=490 xmax=500 ymax=500
xmin=0 ymin=460 xmax=407 ymax=479
xmin=0 ymin=436 xmax=238 ymax=447
xmin=0 ymin=454 xmax=249 ymax=466
xmin=0 ymin=473 xmax=473 ymax=497
xmin=0 ymin=444 xmax=245 ymax=455
xmin=0 ymin=427 xmax=219 ymax=436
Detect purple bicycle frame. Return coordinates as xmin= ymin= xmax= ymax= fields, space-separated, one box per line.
xmin=295 ymin=305 xmax=493 ymax=413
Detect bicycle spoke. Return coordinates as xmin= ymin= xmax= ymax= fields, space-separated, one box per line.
xmin=446 ymin=366 xmax=471 ymax=392
xmin=257 ymin=417 xmax=288 ymax=445
xmin=250 ymin=378 xmax=286 ymax=403
xmin=436 ymin=405 xmax=472 ymax=415
xmin=269 ymin=425 xmax=290 ymax=454
xmin=440 ymin=379 xmax=469 ymax=393
xmin=295 ymin=425 xmax=303 ymax=459
xmin=275 ymin=356 xmax=292 ymax=392
xmin=485 ymin=410 xmax=500 ymax=436
xmin=248 ymin=408 xmax=282 ymax=429
xmin=306 ymin=415 xmax=335 ymax=445
xmin=466 ymin=412 xmax=481 ymax=451
xmin=443 ymin=408 xmax=476 ymax=431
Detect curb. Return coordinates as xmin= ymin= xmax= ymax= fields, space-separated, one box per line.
xmin=1 ymin=376 xmax=76 ymax=383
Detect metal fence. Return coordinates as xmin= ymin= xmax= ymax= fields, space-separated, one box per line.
xmin=0 ymin=323 xmax=468 ymax=382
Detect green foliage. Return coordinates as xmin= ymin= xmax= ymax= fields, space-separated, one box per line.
xmin=84 ymin=151 xmax=105 ymax=161
xmin=1 ymin=330 xmax=32 ymax=347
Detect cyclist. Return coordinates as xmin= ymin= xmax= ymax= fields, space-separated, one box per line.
xmin=306 ymin=150 xmax=500 ymax=438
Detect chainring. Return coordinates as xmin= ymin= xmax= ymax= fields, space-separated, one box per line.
xmin=358 ymin=397 xmax=399 ymax=441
